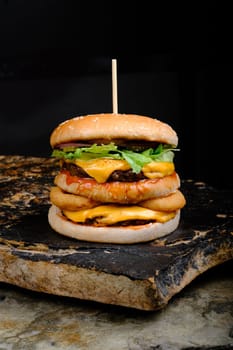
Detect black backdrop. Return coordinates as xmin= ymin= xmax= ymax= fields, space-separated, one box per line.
xmin=0 ymin=1 xmax=232 ymax=189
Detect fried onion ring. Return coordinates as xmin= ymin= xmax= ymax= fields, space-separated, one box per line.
xmin=54 ymin=172 xmax=180 ymax=204
xmin=50 ymin=186 xmax=100 ymax=210
xmin=139 ymin=190 xmax=186 ymax=212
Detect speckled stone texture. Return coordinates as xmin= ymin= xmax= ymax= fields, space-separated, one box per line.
xmin=0 ymin=260 xmax=232 ymax=349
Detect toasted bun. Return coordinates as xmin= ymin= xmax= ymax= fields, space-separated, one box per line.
xmin=48 ymin=205 xmax=180 ymax=244
xmin=54 ymin=172 xmax=180 ymax=204
xmin=50 ymin=113 xmax=178 ymax=148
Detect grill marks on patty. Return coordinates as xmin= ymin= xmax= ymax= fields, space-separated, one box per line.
xmin=62 ymin=162 xmax=147 ymax=182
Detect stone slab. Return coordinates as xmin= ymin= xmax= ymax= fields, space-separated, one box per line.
xmin=0 ymin=155 xmax=233 ymax=311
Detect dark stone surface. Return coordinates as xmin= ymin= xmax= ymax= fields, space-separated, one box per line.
xmin=0 ymin=155 xmax=233 ymax=310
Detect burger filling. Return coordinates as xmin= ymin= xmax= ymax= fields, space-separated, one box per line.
xmin=62 ymin=205 xmax=176 ymax=226
xmin=52 ymin=142 xmax=178 ymax=183
xmin=63 ymin=161 xmax=147 ymax=181
xmin=51 ymin=142 xmax=180 ymax=227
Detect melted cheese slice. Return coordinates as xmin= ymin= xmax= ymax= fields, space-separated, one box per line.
xmin=74 ymin=159 xmax=174 ymax=183
xmin=142 ymin=162 xmax=174 ymax=179
xmin=63 ymin=205 xmax=176 ymax=225
xmin=75 ymin=159 xmax=129 ymax=183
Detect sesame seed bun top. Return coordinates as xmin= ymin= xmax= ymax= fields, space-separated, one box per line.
xmin=50 ymin=113 xmax=178 ymax=148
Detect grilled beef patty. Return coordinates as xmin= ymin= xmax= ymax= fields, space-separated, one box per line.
xmin=62 ymin=162 xmax=147 ymax=182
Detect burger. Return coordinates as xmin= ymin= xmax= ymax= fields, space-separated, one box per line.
xmin=48 ymin=113 xmax=186 ymax=244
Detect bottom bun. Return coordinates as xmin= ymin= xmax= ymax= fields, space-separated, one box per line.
xmin=48 ymin=205 xmax=180 ymax=244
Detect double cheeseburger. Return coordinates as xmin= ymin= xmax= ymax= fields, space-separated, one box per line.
xmin=48 ymin=113 xmax=186 ymax=243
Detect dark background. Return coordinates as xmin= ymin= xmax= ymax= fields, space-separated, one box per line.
xmin=0 ymin=1 xmax=232 ymax=189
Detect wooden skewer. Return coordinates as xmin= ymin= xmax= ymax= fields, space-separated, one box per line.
xmin=112 ymin=59 xmax=118 ymax=114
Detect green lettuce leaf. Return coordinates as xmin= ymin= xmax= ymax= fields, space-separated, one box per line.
xmin=51 ymin=142 xmax=178 ymax=174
